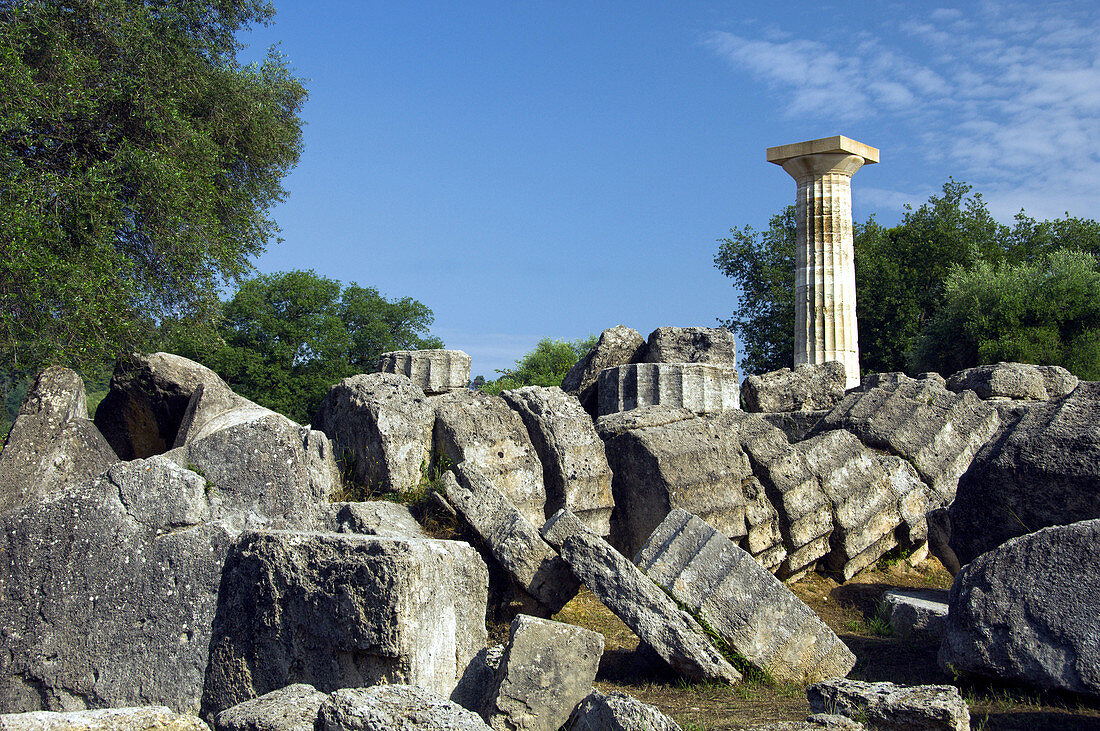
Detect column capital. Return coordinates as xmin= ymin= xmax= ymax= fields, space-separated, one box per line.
xmin=766 ymin=135 xmax=879 ymax=166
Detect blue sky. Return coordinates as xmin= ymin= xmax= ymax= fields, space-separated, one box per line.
xmin=238 ymin=1 xmax=1100 ymax=377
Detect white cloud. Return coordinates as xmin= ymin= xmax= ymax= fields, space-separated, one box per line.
xmin=706 ymin=2 xmax=1100 ymax=220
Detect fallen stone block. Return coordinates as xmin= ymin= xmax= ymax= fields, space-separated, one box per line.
xmin=946 ymin=362 xmax=1077 ymax=401
xmin=568 ymin=690 xmax=682 ymax=730
xmin=641 ymin=326 xmax=738 ymax=366
xmin=312 ymin=373 xmax=434 ymax=493
xmin=762 ymin=410 xmax=830 ymax=443
xmin=541 ymin=508 xmax=740 ymax=685
xmin=215 ymin=684 xmax=328 ymax=731
xmin=562 ymin=325 xmax=647 ymax=417
xmin=814 ymin=377 xmax=999 ymax=506
xmin=318 ymin=501 xmax=428 ymax=539
xmin=377 ymin=349 xmax=471 ymax=395
xmin=883 ymin=589 xmax=948 ymax=643
xmin=0 ymin=707 xmax=211 ymax=731
xmin=481 ymin=614 xmax=603 ymax=731
xmin=501 ymin=386 xmax=614 ymax=535
xmin=636 ymin=509 xmax=855 ymax=685
xmin=318 ymin=686 xmax=489 ymax=731
xmin=598 ymin=362 xmax=740 ymax=416
xmin=201 ymin=531 xmax=488 ymax=718
xmin=432 ymin=390 xmax=547 ymax=529
xmin=807 ymin=679 xmax=970 ymax=731
xmin=741 ymin=362 xmax=847 ymax=414
xmin=939 ymin=518 xmax=1100 ymax=697
xmin=594 ymin=404 xmax=697 ymax=440
xmin=441 ymin=465 xmax=578 ymax=614
xmin=0 ymin=366 xmax=118 ymax=516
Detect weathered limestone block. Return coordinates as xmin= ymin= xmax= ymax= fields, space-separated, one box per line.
xmin=481 ymin=615 xmax=603 ymax=731
xmin=741 ymin=476 xmax=787 ymax=571
xmin=597 ymin=362 xmax=739 ymax=416
xmin=318 ymin=501 xmax=428 ymax=539
xmin=318 ymin=686 xmax=489 ymax=731
xmin=312 ymin=373 xmax=434 ymax=493
xmin=761 ymin=410 xmax=830 ymax=443
xmin=568 ymin=690 xmax=682 ymax=731
xmin=807 ymin=679 xmax=970 ymax=731
xmin=561 ymin=325 xmax=647 ymax=416
xmin=0 ymin=707 xmax=211 ymax=731
xmin=946 ymin=362 xmax=1077 ymax=401
xmin=377 ymin=349 xmax=471 ymax=395
xmin=948 ymin=382 xmax=1100 ymax=565
xmin=814 ymin=377 xmax=999 ymax=506
xmin=797 ymin=430 xmax=928 ymax=581
xmin=883 ymin=589 xmax=948 ymax=643
xmin=636 ymin=509 xmax=855 ymax=685
xmin=0 ymin=457 xmax=233 ymax=714
xmin=541 ymin=509 xmax=741 ymax=685
xmin=441 ymin=465 xmax=578 ymax=614
xmin=431 ymin=390 xmax=547 ymax=529
xmin=601 ymin=411 xmax=752 ymax=559
xmin=215 ymin=684 xmax=328 ymax=731
xmin=741 ymin=362 xmax=847 ymax=414
xmin=201 ymin=531 xmax=488 ymax=718
xmin=0 ymin=367 xmax=118 ymax=516
xmin=860 ymin=371 xmax=945 ymax=392
xmin=501 ymin=386 xmax=613 ymax=534
xmin=939 ymin=519 xmax=1100 ymax=697
xmin=594 ymin=405 xmax=697 ymax=440
xmin=95 ymin=353 xmax=250 ymax=459
xmin=641 ymin=326 xmax=738 ymax=366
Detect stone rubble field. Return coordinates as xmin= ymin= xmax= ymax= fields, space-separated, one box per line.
xmin=2 ymin=328 xmax=1099 ymax=730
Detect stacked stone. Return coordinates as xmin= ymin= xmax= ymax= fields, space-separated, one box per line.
xmin=377 ymin=349 xmax=471 ymax=395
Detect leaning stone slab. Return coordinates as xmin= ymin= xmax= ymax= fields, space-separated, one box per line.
xmin=807 ymin=679 xmax=970 ymax=731
xmin=0 ymin=367 xmax=118 ymax=516
xmin=741 ymin=362 xmax=847 ymax=414
xmin=641 ymin=326 xmax=738 ymax=366
xmin=946 ymin=362 xmax=1077 ymax=401
xmin=201 ymin=531 xmax=488 ymax=718
xmin=318 ymin=686 xmax=489 ymax=731
xmin=432 ymin=390 xmax=548 ymax=529
xmin=561 ymin=325 xmax=647 ymax=416
xmin=441 ymin=465 xmax=578 ymax=614
xmin=636 ymin=509 xmax=855 ymax=685
xmin=883 ymin=589 xmax=948 ymax=643
xmin=377 ymin=349 xmax=471 ymax=395
xmin=501 ymin=386 xmax=614 ymax=535
xmin=312 ymin=373 xmax=434 ymax=493
xmin=215 ymin=684 xmax=328 ymax=731
xmin=814 ymin=377 xmax=999 ymax=506
xmin=938 ymin=519 xmax=1100 ymax=697
xmin=598 ymin=362 xmax=739 ymax=416
xmin=568 ymin=690 xmax=682 ymax=731
xmin=0 ymin=707 xmax=211 ymax=731
xmin=481 ymin=615 xmax=604 ymax=731
xmin=541 ymin=509 xmax=741 ymax=685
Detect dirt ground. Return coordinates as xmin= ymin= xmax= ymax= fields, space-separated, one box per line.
xmin=548 ymin=555 xmax=1100 ymax=730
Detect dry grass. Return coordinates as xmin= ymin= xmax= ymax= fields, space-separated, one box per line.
xmin=548 ymin=556 xmax=1100 ymax=730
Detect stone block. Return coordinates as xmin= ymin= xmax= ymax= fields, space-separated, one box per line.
xmin=318 ymin=686 xmax=489 ymax=731
xmin=883 ymin=589 xmax=948 ymax=643
xmin=561 ymin=325 xmax=647 ymax=416
xmin=641 ymin=326 xmax=738 ymax=366
xmin=377 ymin=349 xmax=471 ymax=395
xmin=636 ymin=509 xmax=855 ymax=685
xmin=761 ymin=410 xmax=830 ymax=443
xmin=807 ymin=679 xmax=969 ymax=731
xmin=594 ymin=405 xmax=697 ymax=440
xmin=0 ymin=707 xmax=210 ymax=731
xmin=312 ymin=373 xmax=434 ymax=493
xmin=431 ymin=390 xmax=547 ymax=529
xmin=481 ymin=615 xmax=603 ymax=731
xmin=318 ymin=501 xmax=428 ymax=539
xmin=597 ymin=362 xmax=739 ymax=416
xmin=441 ymin=465 xmax=578 ymax=614
xmin=741 ymin=362 xmax=847 ymax=414
xmin=201 ymin=531 xmax=488 ymax=718
xmin=540 ymin=509 xmax=740 ymax=685
xmin=946 ymin=361 xmax=1077 ymax=401
xmin=215 ymin=684 xmax=327 ymax=731
xmin=501 ymin=386 xmax=613 ymax=534
xmin=568 ymin=690 xmax=682 ymax=731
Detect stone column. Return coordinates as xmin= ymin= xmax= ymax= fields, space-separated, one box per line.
xmin=767 ymin=135 xmax=878 ymax=390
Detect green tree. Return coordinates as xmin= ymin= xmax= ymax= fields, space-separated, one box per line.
xmin=167 ymin=270 xmax=443 ymax=423
xmin=479 ymin=336 xmax=597 ymax=396
xmin=910 ymin=249 xmax=1100 ymax=379
xmin=0 ymin=0 xmax=306 ymax=377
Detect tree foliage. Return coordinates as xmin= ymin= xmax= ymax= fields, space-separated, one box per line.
xmin=716 ymin=180 xmax=1100 ymax=378
xmin=478 ymin=336 xmax=597 ymax=396
xmin=0 ymin=0 xmax=306 ymax=377
xmin=167 ymin=270 xmax=443 ymax=423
